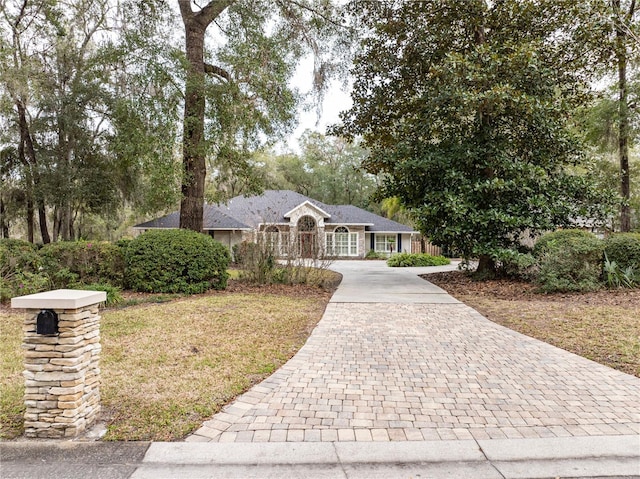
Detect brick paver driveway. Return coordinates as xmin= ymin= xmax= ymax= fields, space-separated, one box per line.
xmin=188 ymin=261 xmax=640 ymax=443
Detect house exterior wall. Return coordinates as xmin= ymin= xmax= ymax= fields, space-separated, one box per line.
xmin=207 ymin=230 xmax=245 ymax=252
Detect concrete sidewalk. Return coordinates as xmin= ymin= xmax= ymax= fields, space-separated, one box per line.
xmin=2 ymin=435 xmax=639 ymax=478
xmin=2 ymin=260 xmax=639 ymax=478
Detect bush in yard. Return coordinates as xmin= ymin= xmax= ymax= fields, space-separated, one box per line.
xmin=0 ymin=238 xmax=41 ymax=273
xmin=604 ymin=233 xmax=640 ymax=272
xmin=39 ymin=241 xmax=125 ymax=288
xmin=126 ymin=229 xmax=230 ymax=294
xmin=0 ymin=239 xmax=49 ymax=302
xmin=387 ymin=253 xmax=450 ymax=267
xmin=364 ymin=250 xmax=383 ymax=260
xmin=490 ymin=248 xmax=537 ymax=280
xmin=534 ymin=230 xmax=604 ymax=292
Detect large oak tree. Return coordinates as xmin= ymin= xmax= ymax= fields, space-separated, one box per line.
xmin=177 ymin=0 xmax=347 ymax=232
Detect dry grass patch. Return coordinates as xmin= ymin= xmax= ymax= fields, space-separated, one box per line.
xmin=0 ymin=309 xmax=23 ymax=439
xmin=0 ymin=287 xmax=331 ymax=441
xmin=426 ymin=271 xmax=640 ymax=378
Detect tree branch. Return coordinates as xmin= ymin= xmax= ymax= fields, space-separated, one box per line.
xmin=277 ymin=0 xmax=346 ymax=29
xmin=204 ymin=62 xmax=231 ymax=81
xmin=179 ymin=0 xmax=236 ymax=27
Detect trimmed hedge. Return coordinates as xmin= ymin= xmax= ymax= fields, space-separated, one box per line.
xmin=39 ymin=240 xmax=125 ymax=288
xmin=0 ymin=239 xmax=48 ymax=302
xmin=534 ymin=229 xmax=604 ymax=292
xmin=0 ymin=238 xmax=40 ymax=273
xmin=126 ymin=229 xmax=230 ymax=294
xmin=604 ymin=233 xmax=640 ymax=271
xmin=387 ymin=253 xmax=450 ymax=267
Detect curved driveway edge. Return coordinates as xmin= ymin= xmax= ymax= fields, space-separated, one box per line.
xmin=187 ymin=260 xmax=640 ymax=444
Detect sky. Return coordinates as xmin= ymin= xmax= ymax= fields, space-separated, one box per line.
xmin=284 ymin=56 xmax=354 ymax=151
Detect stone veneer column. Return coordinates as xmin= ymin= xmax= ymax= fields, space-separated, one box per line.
xmin=11 ymin=289 xmax=107 ymax=439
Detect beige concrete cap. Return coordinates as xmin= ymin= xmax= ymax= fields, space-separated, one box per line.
xmin=10 ymin=289 xmax=107 ymax=310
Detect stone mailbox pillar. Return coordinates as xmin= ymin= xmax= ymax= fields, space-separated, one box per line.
xmin=11 ymin=289 xmax=107 ymax=439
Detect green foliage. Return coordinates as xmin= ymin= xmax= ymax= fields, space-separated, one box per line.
xmin=535 ymin=230 xmax=604 ymax=292
xmin=490 ymin=248 xmax=538 ymax=280
xmin=0 ymin=239 xmax=40 ymax=273
xmin=39 ymin=241 xmax=125 ymax=288
xmin=0 ymin=272 xmax=50 ymax=303
xmin=603 ymin=253 xmax=637 ymax=288
xmin=340 ymin=1 xmax=614 ymax=269
xmin=126 ymin=230 xmax=230 ymax=294
xmin=604 ymin=233 xmax=640 ymax=271
xmin=386 ymin=253 xmax=450 ymax=268
xmin=364 ymin=249 xmax=383 ymax=260
xmin=73 ymin=283 xmax=124 ymax=306
xmin=533 ymin=229 xmax=596 ymax=257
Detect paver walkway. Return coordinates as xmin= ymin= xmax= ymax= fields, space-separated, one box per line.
xmin=187 ymin=261 xmax=640 ymax=443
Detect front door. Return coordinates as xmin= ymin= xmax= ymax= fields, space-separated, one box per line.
xmin=297 ymin=216 xmax=317 ymax=258
xmin=299 ymin=232 xmax=316 ymax=258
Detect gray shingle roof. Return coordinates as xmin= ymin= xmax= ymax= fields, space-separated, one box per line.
xmin=134 ymin=190 xmax=415 ymax=233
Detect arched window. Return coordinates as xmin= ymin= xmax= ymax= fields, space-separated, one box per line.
xmin=298 ymin=216 xmax=316 ymax=231
xmin=326 ymin=226 xmax=358 ymax=256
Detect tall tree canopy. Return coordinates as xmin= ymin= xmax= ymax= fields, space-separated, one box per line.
xmin=340 ymin=0 xmax=614 ymax=273
xmin=0 ymin=0 xmax=182 ymax=242
xmin=177 ymin=0 xmax=348 ymax=232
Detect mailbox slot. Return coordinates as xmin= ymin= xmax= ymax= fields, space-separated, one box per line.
xmin=36 ymin=310 xmax=59 ymax=335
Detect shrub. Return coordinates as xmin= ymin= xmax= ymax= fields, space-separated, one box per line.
xmin=126 ymin=229 xmax=230 ymax=294
xmin=39 ymin=241 xmax=126 ymax=288
xmin=387 ymin=253 xmax=450 ymax=267
xmin=364 ymin=250 xmax=383 ymax=260
xmin=534 ymin=230 xmax=604 ymax=292
xmin=603 ymin=253 xmax=637 ymax=288
xmin=0 ymin=271 xmax=50 ymax=302
xmin=0 ymin=239 xmax=40 ymax=274
xmin=533 ymin=229 xmax=595 ymax=257
xmin=490 ymin=248 xmax=537 ymax=280
xmin=604 ymin=233 xmax=640 ymax=272
xmin=73 ymin=282 xmax=124 ymax=306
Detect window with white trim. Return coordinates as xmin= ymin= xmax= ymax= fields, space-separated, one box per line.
xmin=260 ymin=226 xmax=285 ymax=256
xmin=326 ymin=226 xmax=358 ymax=256
xmin=375 ymin=234 xmax=397 ymax=254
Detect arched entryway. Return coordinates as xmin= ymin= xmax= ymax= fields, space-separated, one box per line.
xmin=297 ymin=215 xmax=317 ymax=258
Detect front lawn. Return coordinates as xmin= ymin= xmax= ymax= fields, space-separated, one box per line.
xmin=0 ymin=282 xmax=333 ymax=440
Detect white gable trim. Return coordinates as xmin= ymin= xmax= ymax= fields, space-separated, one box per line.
xmin=284 ymin=201 xmax=331 ymax=219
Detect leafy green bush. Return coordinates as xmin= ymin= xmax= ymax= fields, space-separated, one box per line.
xmin=73 ymin=282 xmax=124 ymax=306
xmin=0 ymin=271 xmax=51 ymax=302
xmin=126 ymin=229 xmax=230 ymax=294
xmin=533 ymin=229 xmax=595 ymax=257
xmin=535 ymin=230 xmax=604 ymax=292
xmin=387 ymin=253 xmax=450 ymax=267
xmin=0 ymin=238 xmax=40 ymax=274
xmin=604 ymin=233 xmax=640 ymax=272
xmin=39 ymin=241 xmax=126 ymax=288
xmin=491 ymin=248 xmax=537 ymax=280
xmin=365 ymin=250 xmax=383 ymax=260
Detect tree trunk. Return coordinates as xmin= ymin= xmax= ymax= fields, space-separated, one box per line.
xmin=177 ymin=0 xmax=235 ymax=232
xmin=26 ymin=197 xmax=34 ymax=243
xmin=38 ymin=203 xmax=51 ymax=244
xmin=0 ymin=197 xmax=8 ymax=238
xmin=179 ymin=21 xmax=207 ymax=233
xmin=476 ymin=254 xmax=496 ymax=278
xmin=614 ymin=0 xmax=632 ymax=232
